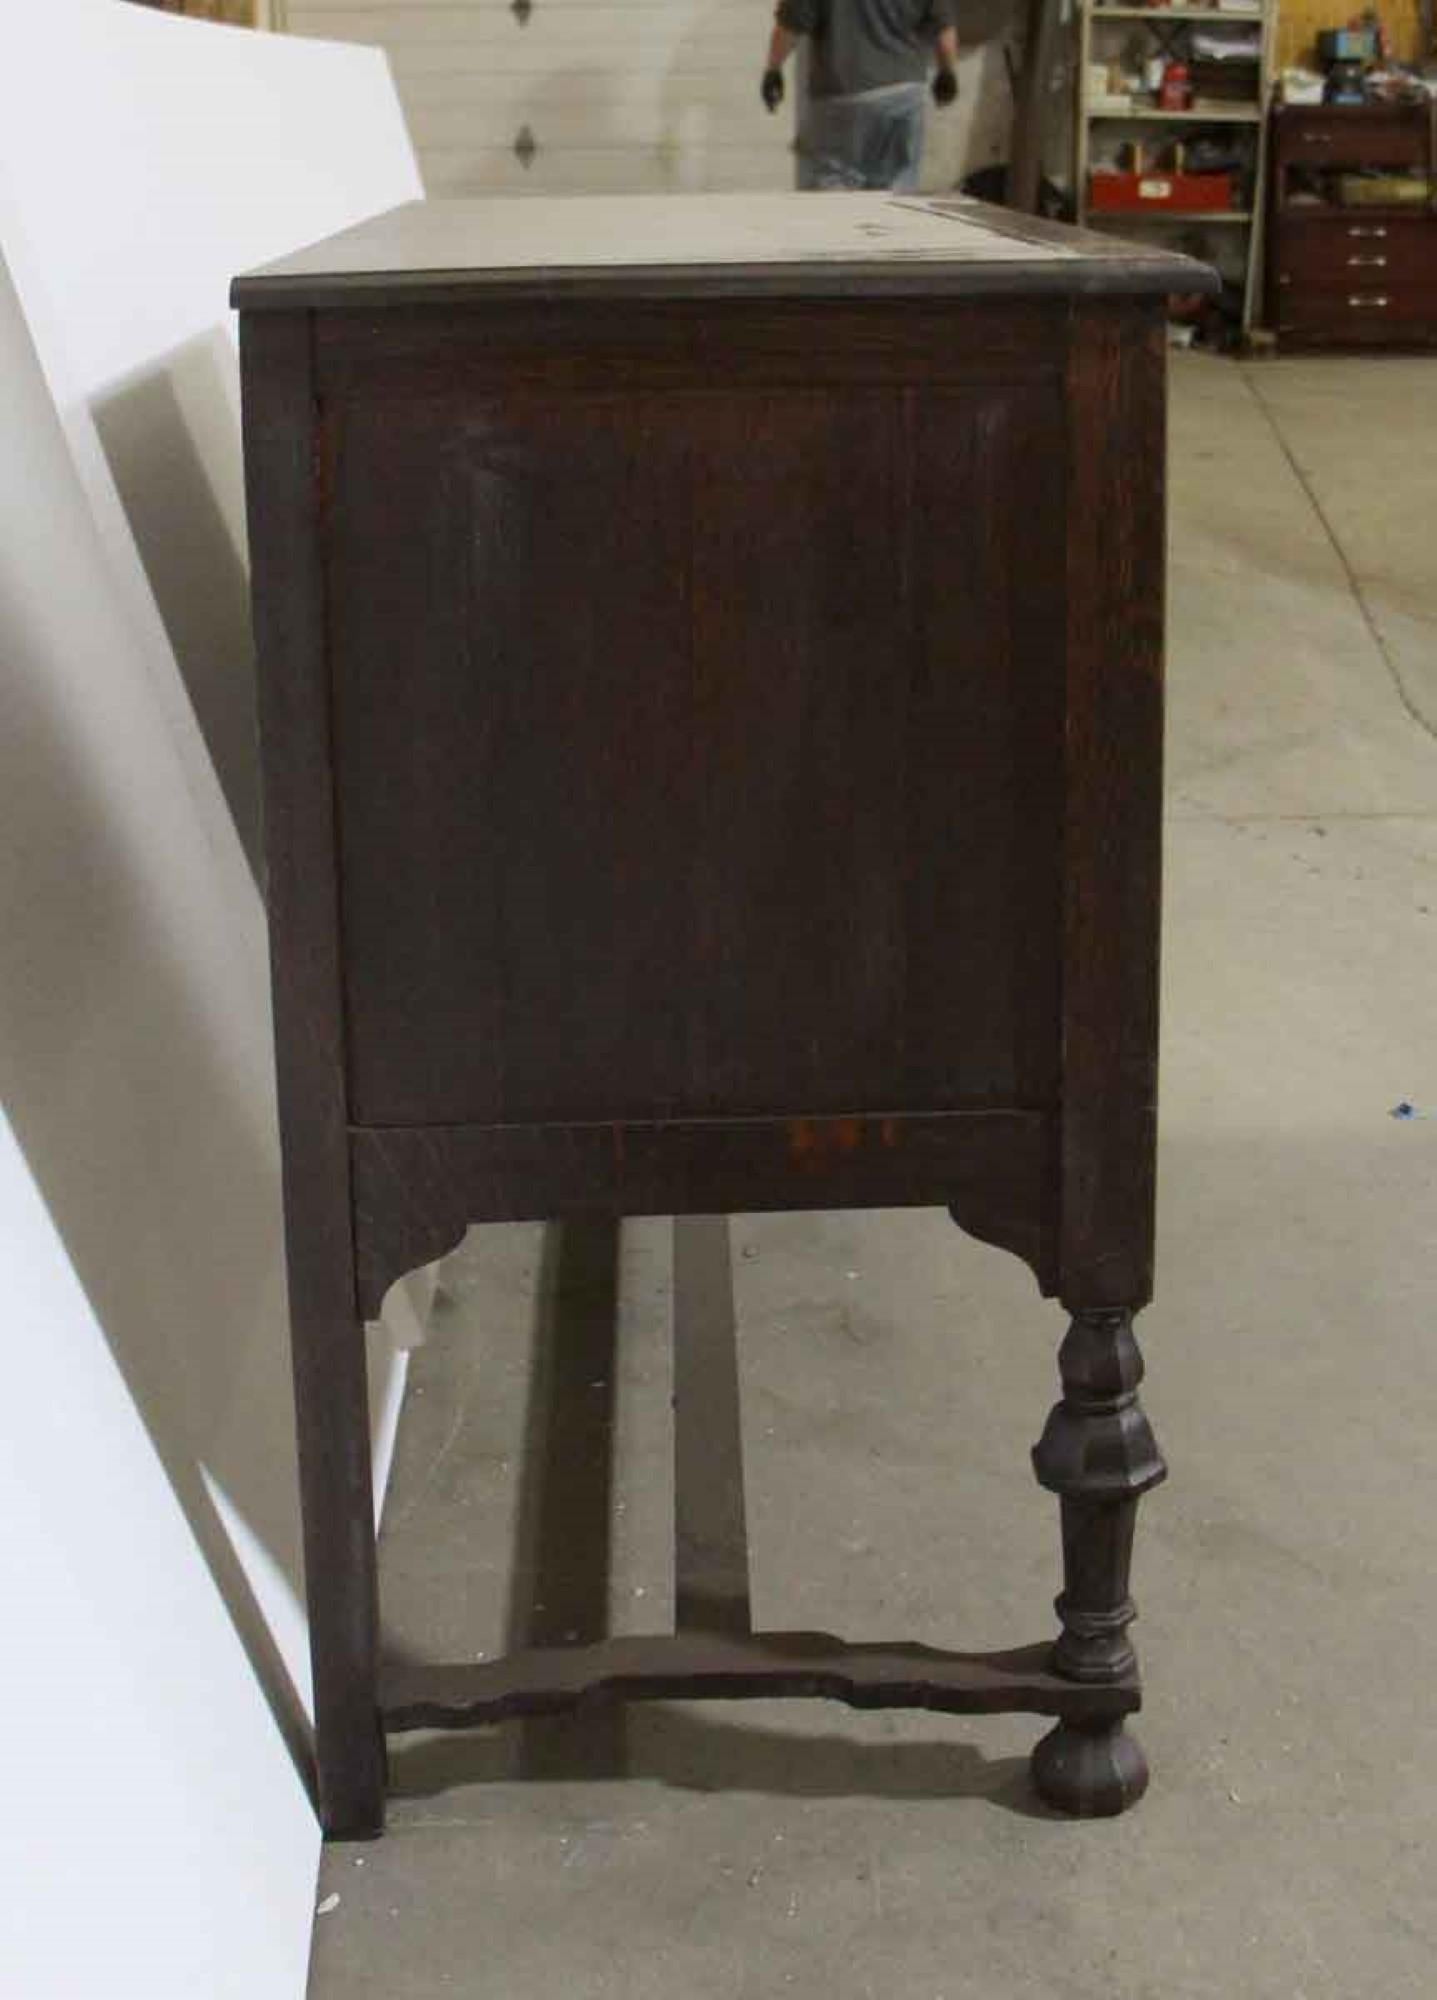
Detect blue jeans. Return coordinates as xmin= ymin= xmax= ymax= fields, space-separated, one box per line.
xmin=796 ymin=82 xmax=926 ymax=192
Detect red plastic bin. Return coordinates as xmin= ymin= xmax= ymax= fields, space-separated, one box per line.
xmin=1088 ymin=171 xmax=1239 ymax=214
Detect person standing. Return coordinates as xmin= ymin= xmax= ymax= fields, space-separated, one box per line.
xmin=761 ymin=0 xmax=960 ymax=193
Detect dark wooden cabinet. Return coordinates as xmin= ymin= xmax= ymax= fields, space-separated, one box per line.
xmin=234 ymin=194 xmax=1211 ymax=1839
xmin=1267 ymin=105 xmax=1437 ymax=349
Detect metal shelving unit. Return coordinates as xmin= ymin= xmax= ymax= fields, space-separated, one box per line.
xmin=1088 ymin=104 xmax=1264 ymax=120
xmin=1074 ymin=0 xmax=1277 ymax=339
xmin=1092 ymin=5 xmax=1250 ymax=15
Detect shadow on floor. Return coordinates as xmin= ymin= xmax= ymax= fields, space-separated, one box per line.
xmin=380 ymin=1217 xmax=1057 ymax=1822
xmin=91 ymin=331 xmax=264 ymax=884
xmin=385 ymin=1709 xmax=1049 ymax=1818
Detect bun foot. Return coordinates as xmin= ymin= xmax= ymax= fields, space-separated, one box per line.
xmin=1031 ymin=1719 xmax=1149 ymax=1818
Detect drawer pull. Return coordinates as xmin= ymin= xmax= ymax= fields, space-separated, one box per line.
xmin=1347 ymin=226 xmax=1388 ymax=239
xmin=1301 ymin=132 xmax=1334 ymax=144
xmin=1347 ymin=254 xmax=1387 ymax=268
xmin=1348 ymin=294 xmax=1389 ymax=309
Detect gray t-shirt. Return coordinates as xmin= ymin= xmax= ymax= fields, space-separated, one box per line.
xmin=776 ymin=0 xmax=958 ymax=100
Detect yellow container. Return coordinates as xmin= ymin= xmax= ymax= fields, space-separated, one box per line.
xmin=1337 ymin=173 xmax=1432 ymax=207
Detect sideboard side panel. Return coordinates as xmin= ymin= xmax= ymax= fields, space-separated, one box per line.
xmin=323 ymin=305 xmax=1068 ymax=1134
xmin=1058 ymin=299 xmax=1167 ymax=1310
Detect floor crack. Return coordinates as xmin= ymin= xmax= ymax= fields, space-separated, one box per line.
xmin=1238 ymin=364 xmax=1437 ymax=748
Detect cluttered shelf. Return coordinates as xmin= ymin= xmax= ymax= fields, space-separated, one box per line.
xmin=1088 ymin=104 xmax=1264 ymax=118
xmin=1092 ymin=7 xmax=1263 ymax=18
xmin=1075 ymin=0 xmax=1272 ymax=344
xmin=1097 ymin=208 xmax=1255 ymax=219
xmin=1077 ymin=0 xmax=1436 ymax=349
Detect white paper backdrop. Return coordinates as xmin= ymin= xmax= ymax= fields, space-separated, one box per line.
xmin=0 ymin=5 xmax=423 ymax=1993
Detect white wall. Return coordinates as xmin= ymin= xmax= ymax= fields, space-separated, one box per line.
xmin=0 ymin=0 xmax=421 ymax=906
xmin=0 ymin=1108 xmax=317 ymax=2000
xmin=0 ymin=6 xmax=426 ymax=1993
xmin=281 ymin=0 xmax=1022 ymax=198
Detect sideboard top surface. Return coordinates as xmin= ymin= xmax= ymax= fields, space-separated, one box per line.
xmin=232 ymin=192 xmax=1216 ymax=309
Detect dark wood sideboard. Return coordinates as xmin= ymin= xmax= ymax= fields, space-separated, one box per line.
xmin=233 ymin=194 xmax=1214 ymax=1839
xmin=1267 ymin=103 xmax=1437 ymax=349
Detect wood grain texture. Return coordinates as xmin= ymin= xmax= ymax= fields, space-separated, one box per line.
xmin=240 ymin=310 xmax=384 ymax=1837
xmin=349 ymin=1112 xmax=1055 ymax=1320
xmin=324 ymin=359 xmax=1068 ymax=1139
xmin=1057 ymin=299 xmax=1167 ymax=1311
xmin=672 ymin=1218 xmax=753 ymax=1638
xmin=313 ymin=295 xmax=1067 ymax=396
xmin=380 ymin=1633 xmax=1141 ymax=1732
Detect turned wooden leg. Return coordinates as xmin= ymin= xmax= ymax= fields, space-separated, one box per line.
xmin=1030 ymin=1307 xmax=1166 ymax=1817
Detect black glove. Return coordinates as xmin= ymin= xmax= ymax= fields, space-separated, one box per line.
xmin=761 ymin=67 xmax=785 ymax=112
xmin=932 ymin=67 xmax=958 ymax=107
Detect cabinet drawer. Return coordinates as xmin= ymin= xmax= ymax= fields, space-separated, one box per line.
xmin=1276 ymin=279 xmax=1437 ymax=318
xmin=1276 ymin=110 xmax=1430 ymax=168
xmin=1274 ymin=218 xmax=1437 ymax=284
xmin=1274 ymin=287 xmax=1437 ymax=342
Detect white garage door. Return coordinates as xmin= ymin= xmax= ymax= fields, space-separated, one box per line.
xmin=280 ymin=2 xmax=1025 ymax=199
xmin=281 ymin=0 xmax=800 ymax=196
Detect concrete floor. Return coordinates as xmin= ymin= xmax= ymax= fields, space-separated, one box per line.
xmin=308 ymin=355 xmax=1437 ymax=2000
